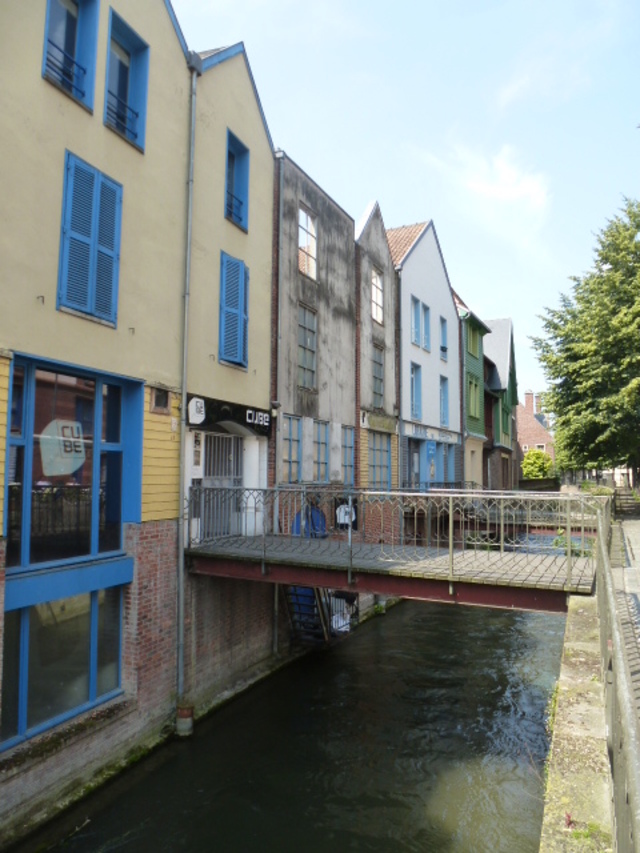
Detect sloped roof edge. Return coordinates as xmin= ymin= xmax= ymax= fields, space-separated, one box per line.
xmin=164 ymin=0 xmax=189 ymax=57
xmin=199 ymin=43 xmax=274 ymax=153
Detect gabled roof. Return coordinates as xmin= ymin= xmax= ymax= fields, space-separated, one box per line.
xmin=483 ymin=318 xmax=515 ymax=392
xmin=355 ymin=201 xmax=379 ymax=242
xmin=452 ymin=290 xmax=491 ymax=335
xmin=197 ymin=43 xmax=274 ymax=152
xmin=386 ymin=222 xmax=429 ymax=268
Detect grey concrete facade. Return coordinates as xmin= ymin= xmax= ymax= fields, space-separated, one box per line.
xmin=273 ymin=152 xmax=357 ymax=486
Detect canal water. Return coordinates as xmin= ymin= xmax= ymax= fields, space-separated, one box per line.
xmin=17 ymin=600 xmax=565 ymax=853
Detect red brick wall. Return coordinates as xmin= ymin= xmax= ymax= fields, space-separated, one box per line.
xmin=184 ymin=575 xmax=278 ymax=708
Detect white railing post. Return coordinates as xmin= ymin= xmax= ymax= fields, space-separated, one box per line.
xmin=449 ymin=495 xmax=454 ymax=579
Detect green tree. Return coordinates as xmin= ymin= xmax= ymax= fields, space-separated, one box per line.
xmin=532 ymin=199 xmax=640 ymax=478
xmin=521 ymin=448 xmax=554 ymax=479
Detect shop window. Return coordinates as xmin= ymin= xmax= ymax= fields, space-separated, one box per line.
xmin=369 ymin=431 xmax=391 ymax=490
xmin=282 ymin=415 xmax=301 ymax=483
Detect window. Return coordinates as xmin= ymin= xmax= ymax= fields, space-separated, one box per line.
xmin=225 ymin=131 xmax=250 ymax=229
xmin=536 ymin=443 xmax=546 ymax=451
xmin=440 ymin=317 xmax=448 ymax=361
xmin=468 ymin=378 xmax=480 ymax=419
xmin=313 ymin=421 xmax=329 ymax=482
xmin=410 ymin=363 xmax=421 ymax=420
xmin=369 ymin=431 xmax=391 ymax=490
xmin=298 ymin=304 xmax=317 ymax=389
xmin=468 ymin=326 xmax=480 ymax=358
xmin=2 ymin=359 xmax=139 ymax=748
xmin=373 ymin=345 xmax=384 ymax=409
xmin=342 ymin=426 xmax=354 ymax=486
xmin=282 ymin=415 xmax=301 ymax=483
xmin=422 ymin=304 xmax=430 ymax=351
xmin=298 ymin=207 xmax=317 ymax=279
xmin=372 ymin=269 xmax=383 ymax=324
xmin=57 ymin=152 xmax=122 ymax=325
xmin=150 ymin=388 xmax=170 ymax=414
xmin=440 ymin=376 xmax=449 ymax=427
xmin=219 ymin=252 xmax=249 ymax=367
xmin=105 ymin=11 xmax=149 ymax=150
xmin=2 ymin=588 xmax=122 ymax=747
xmin=502 ymin=403 xmax=511 ymax=435
xmin=411 ymin=296 xmax=420 ymax=345
xmin=43 ymin=0 xmax=98 ymax=109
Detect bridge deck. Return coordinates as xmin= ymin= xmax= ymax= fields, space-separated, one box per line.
xmin=187 ymin=535 xmax=595 ymax=612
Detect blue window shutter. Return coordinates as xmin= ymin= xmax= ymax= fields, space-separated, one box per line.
xmin=242 ymin=268 xmax=249 ymax=367
xmin=62 ymin=155 xmax=95 ymax=312
xmin=219 ymin=253 xmax=246 ymax=364
xmin=94 ymin=175 xmax=121 ymax=322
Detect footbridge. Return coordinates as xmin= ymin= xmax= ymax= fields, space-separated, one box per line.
xmin=186 ymin=487 xmax=609 ymax=613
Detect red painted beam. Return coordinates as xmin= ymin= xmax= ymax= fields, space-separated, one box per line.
xmin=189 ymin=555 xmax=569 ymax=614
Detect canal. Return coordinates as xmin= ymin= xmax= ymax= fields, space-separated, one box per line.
xmin=15 ymin=600 xmax=565 ymax=853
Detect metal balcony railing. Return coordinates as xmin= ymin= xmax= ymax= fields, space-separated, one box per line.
xmin=106 ymin=90 xmax=139 ymax=140
xmin=44 ymin=40 xmax=87 ymax=99
xmin=226 ymin=191 xmax=244 ymax=224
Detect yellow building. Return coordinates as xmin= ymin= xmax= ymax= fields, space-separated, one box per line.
xmin=184 ymin=44 xmax=275 ymax=500
xmin=0 ymin=1 xmax=191 ymax=843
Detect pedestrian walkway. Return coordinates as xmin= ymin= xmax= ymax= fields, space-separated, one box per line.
xmin=615 ymin=520 xmax=640 ymax=717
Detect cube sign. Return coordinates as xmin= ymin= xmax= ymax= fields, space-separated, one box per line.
xmin=40 ymin=419 xmax=86 ymax=477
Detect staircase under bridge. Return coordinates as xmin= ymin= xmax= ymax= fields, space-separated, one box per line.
xmin=185 ymin=486 xmax=611 ymax=615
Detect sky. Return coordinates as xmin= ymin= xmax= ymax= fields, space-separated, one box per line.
xmin=170 ymin=0 xmax=639 ymax=398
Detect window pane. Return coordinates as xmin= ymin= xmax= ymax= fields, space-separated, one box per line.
xmin=99 ymin=451 xmax=122 ymax=552
xmin=30 ymin=371 xmax=94 ymax=563
xmin=6 ymin=445 xmax=24 ymax=568
xmin=0 ymin=610 xmax=21 ymax=741
xmin=102 ymin=384 xmax=121 ymax=443
xmin=97 ymin=588 xmax=121 ymax=696
xmin=10 ymin=365 xmax=24 ymax=437
xmin=28 ymin=594 xmax=91 ymax=729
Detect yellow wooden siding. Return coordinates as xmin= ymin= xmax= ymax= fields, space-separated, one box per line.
xmin=141 ymin=387 xmax=180 ymax=522
xmin=0 ymin=357 xmax=9 ymax=533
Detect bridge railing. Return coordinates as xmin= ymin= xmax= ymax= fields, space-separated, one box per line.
xmin=187 ymin=486 xmax=606 ymax=578
xmin=596 ymin=510 xmax=640 ymax=852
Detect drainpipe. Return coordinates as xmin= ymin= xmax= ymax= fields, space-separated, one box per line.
xmin=460 ymin=311 xmax=468 ymax=487
xmin=272 ymin=150 xmax=285 ymax=654
xmin=176 ymin=52 xmax=202 ymax=736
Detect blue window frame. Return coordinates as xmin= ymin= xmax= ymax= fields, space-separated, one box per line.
xmin=411 ymin=296 xmax=420 ymax=345
xmin=219 ymin=252 xmax=249 ymax=368
xmin=373 ymin=345 xmax=384 ymax=409
xmin=1 ymin=587 xmax=123 ymax=750
xmin=440 ymin=316 xmax=448 ymax=361
xmin=410 ymin=362 xmax=421 ymax=420
xmin=5 ymin=360 xmax=142 ymax=570
xmin=58 ymin=152 xmax=122 ymax=325
xmin=369 ymin=431 xmax=391 ymax=490
xmin=1 ymin=358 xmax=141 ymax=750
xmin=105 ymin=11 xmax=149 ymax=150
xmin=313 ymin=420 xmax=329 ymax=482
xmin=422 ymin=304 xmax=430 ymax=350
xmin=440 ymin=375 xmax=449 ymax=427
xmin=342 ymin=426 xmax=354 ymax=486
xmin=282 ymin=415 xmax=301 ymax=483
xmin=225 ymin=131 xmax=250 ymax=230
xmin=43 ymin=0 xmax=99 ymax=109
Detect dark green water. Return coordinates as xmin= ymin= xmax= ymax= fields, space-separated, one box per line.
xmin=18 ymin=601 xmax=565 ymax=853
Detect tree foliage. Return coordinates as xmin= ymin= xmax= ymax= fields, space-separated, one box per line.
xmin=532 ymin=199 xmax=640 ymax=473
xmin=521 ymin=448 xmax=554 ymax=479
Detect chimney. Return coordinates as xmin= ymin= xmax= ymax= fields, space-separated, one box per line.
xmin=525 ymin=390 xmax=534 ymax=413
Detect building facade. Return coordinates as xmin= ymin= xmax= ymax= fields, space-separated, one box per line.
xmin=387 ymin=222 xmax=462 ymax=489
xmin=272 ymin=152 xmax=357 ymax=493
xmin=0 ymin=0 xmax=191 ymax=840
xmin=355 ymin=203 xmax=399 ymax=491
xmin=482 ymin=319 xmax=519 ymax=490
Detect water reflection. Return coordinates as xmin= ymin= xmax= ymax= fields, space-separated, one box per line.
xmin=16 ymin=601 xmax=565 ymax=853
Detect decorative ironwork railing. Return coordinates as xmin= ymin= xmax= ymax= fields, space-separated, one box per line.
xmin=225 ymin=191 xmax=243 ymax=224
xmin=105 ymin=90 xmax=139 ymax=140
xmin=187 ymin=485 xmax=607 ymax=582
xmin=44 ymin=40 xmax=87 ymax=99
